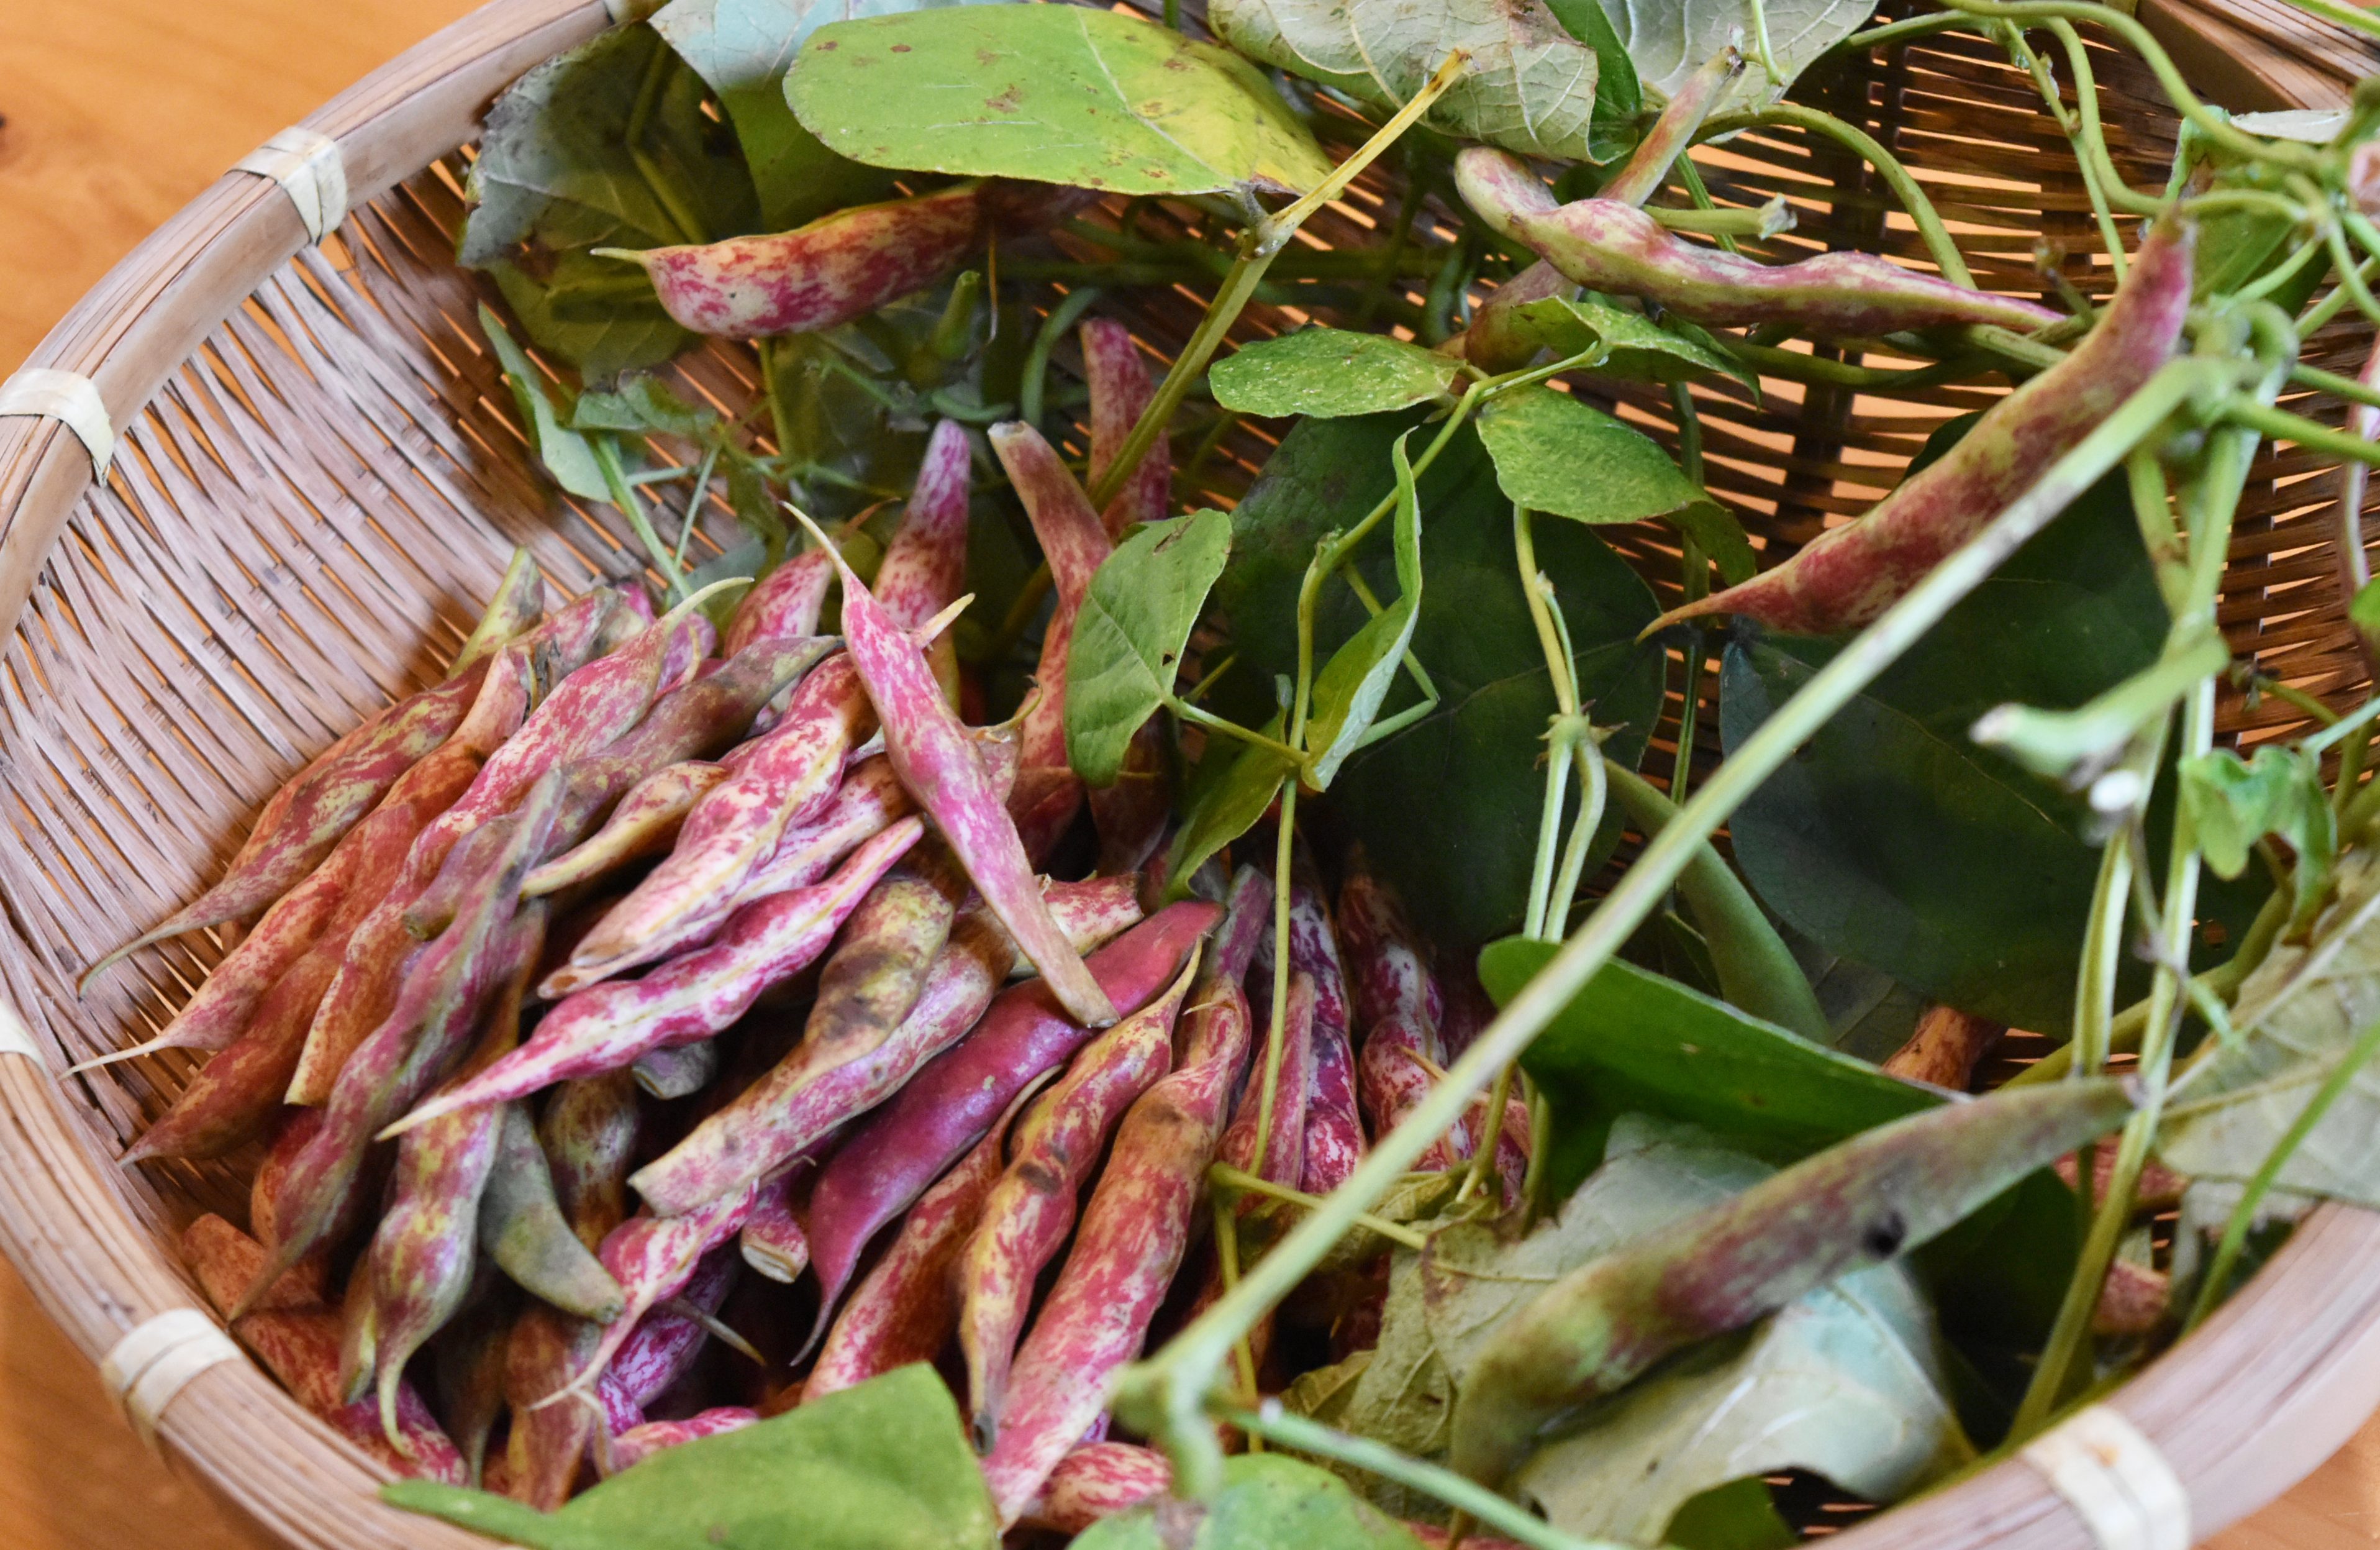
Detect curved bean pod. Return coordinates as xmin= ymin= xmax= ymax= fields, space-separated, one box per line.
xmin=627 ymin=877 xmax=1150 ymax=1221
xmin=522 ymin=760 xmax=730 ymax=898
xmin=959 ymin=958 xmax=1194 ymax=1441
xmin=1650 ymin=215 xmax=2197 ymax=635
xmin=481 ymin=1102 xmax=625 ymax=1321
xmin=605 ymin=1407 xmax=760 ymax=1474
xmin=1456 ymin=147 xmax=2061 ymax=339
xmin=1017 ymin=1443 xmax=1175 ymax=1534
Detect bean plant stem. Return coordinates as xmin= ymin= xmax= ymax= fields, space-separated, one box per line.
xmin=1207 ymin=1164 xmax=1429 ymax=1250
xmin=1670 ymin=382 xmax=1710 ymax=801
xmin=1698 ymin=103 xmax=1973 ymax=286
xmin=1248 ymin=783 xmax=1301 ymax=1207
xmin=2012 ymin=317 xmax=2288 ymax=1439
xmin=1088 ymin=52 xmax=1470 ymax=513
xmin=1019 ymin=286 xmax=1106 ymax=432
xmin=593 ymin=439 xmax=694 ymax=601
xmin=1114 ymin=358 xmax=2227 ymax=1500
xmin=2001 ymin=21 xmax=2130 ymax=276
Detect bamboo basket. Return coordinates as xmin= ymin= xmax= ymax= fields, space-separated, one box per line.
xmin=4 ymin=1 xmax=2380 ymax=1545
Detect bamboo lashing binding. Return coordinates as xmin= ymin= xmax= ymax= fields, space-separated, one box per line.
xmin=0 ymin=369 xmax=113 ymax=476
xmin=99 ymin=1308 xmax=243 ymax=1451
xmin=2020 ymin=1405 xmax=2191 ymax=1550
xmin=233 ymin=127 xmax=348 ymax=244
xmin=0 ymin=1000 xmax=40 ymax=1067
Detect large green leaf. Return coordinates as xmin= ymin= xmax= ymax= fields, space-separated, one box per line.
xmin=1212 ymin=0 xmax=1615 ymax=165
xmin=384 ymin=1364 xmax=996 ymax=1549
xmin=2158 ymin=848 xmax=2380 ymax=1206
xmin=1217 ymin=411 xmax=1663 ymax=947
xmin=1475 ymin=383 xmax=1753 ymax=585
xmin=1720 ymin=421 xmax=2264 ymax=1033
xmin=788 ymin=5 xmax=1333 ymax=196
xmin=1482 ymin=937 xmax=1940 ymax=1195
xmin=1589 ymin=0 xmax=1874 ymax=111
xmin=1210 ymin=329 xmax=1463 ymax=421
xmin=1074 ymin=1455 xmax=1423 ymax=1550
xmin=651 ymin=0 xmax=917 ymax=230
xmin=1066 ymin=510 xmax=1234 ymax=786
xmin=1541 ymin=0 xmax=1643 ymax=163
xmin=460 ymin=24 xmax=759 ymax=267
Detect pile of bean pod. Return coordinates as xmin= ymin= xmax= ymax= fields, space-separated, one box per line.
xmin=93 ymin=327 xmax=1526 ymax=1535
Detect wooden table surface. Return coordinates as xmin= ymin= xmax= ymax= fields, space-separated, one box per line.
xmin=0 ymin=2 xmax=2377 ymax=1546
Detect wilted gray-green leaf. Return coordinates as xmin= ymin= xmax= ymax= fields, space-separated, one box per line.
xmin=1211 ymin=329 xmax=1463 ymax=420
xmin=1514 ymin=1268 xmax=1973 ymax=1544
xmin=1304 ymin=434 xmax=1424 ymax=787
xmin=479 ymin=304 xmax=609 ymax=501
xmin=2159 ymin=848 xmax=2380 ymax=1206
xmin=1165 ymin=712 xmax=1295 ymax=898
xmin=1214 ymin=0 xmax=1612 ymax=164
xmin=1066 ymin=511 xmax=1234 ymax=787
xmin=461 ymin=24 xmax=758 ymax=267
xmin=789 ymin=4 xmax=1334 ymax=195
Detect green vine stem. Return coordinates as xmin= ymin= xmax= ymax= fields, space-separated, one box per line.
xmin=1697 ymin=103 xmax=1974 ymax=286
xmin=1088 ymin=52 xmax=1471 ymax=514
xmin=1248 ymin=783 xmax=1301 ymax=1219
xmin=1111 ymin=357 xmax=2230 ymax=1500
xmin=1019 ymin=285 xmax=1106 ymax=431
xmin=2010 ymin=312 xmax=2293 ymax=1439
xmin=1999 ymin=19 xmax=2130 ymax=275
xmin=1668 ymin=383 xmax=1711 ymax=801
xmin=594 ymin=439 xmax=696 ymax=601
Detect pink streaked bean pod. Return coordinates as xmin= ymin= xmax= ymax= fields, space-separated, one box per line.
xmin=605 ymin=1407 xmax=760 ymax=1474
xmin=386 ymin=817 xmax=925 ymax=1134
xmin=558 ymin=654 xmax=875 ymax=990
xmin=1018 ymin=1443 xmax=1175 ymax=1533
xmin=522 ymin=759 xmax=730 ymax=898
xmin=958 ymin=957 xmax=1194 ymax=1442
xmin=1455 ymin=147 xmax=2061 ymax=339
xmin=626 ymin=877 xmax=1149 ymax=1223
xmin=804 ymin=510 xmax=1117 ymax=1029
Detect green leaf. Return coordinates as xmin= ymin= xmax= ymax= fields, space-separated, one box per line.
xmin=1475 ymin=383 xmax=1752 ymax=588
xmin=1508 ymin=293 xmax=1759 ymax=397
xmin=1216 ymin=411 xmax=1664 ymax=947
xmin=1165 ymin=712 xmax=1295 ymax=898
xmin=479 ymin=304 xmax=611 ymax=502
xmin=460 ymin=24 xmax=758 ymax=267
xmin=2353 ymin=577 xmax=2380 ymax=654
xmin=653 ymin=0 xmax=970 ymax=229
xmin=571 ymin=375 xmax=719 ymax=437
xmin=1304 ymin=434 xmax=1424 ymax=786
xmin=1073 ymin=1455 xmax=1424 ymax=1550
xmin=1662 ymin=1478 xmax=1797 ymax=1550
xmin=1541 ymin=0 xmax=1643 ymax=163
xmin=490 ymin=252 xmax=694 ymax=382
xmin=2179 ymin=744 xmax=2335 ymax=931
xmin=1512 ymin=1264 xmax=1973 ymax=1545
xmin=1210 ymin=329 xmax=1464 ymax=420
xmin=2158 ymin=849 xmax=2380 ymax=1206
xmin=788 ymin=5 xmax=1333 ymax=196
xmin=1720 ymin=418 xmax=2266 ymax=1033
xmin=1588 ymin=0 xmax=1875 ymax=111
xmin=1482 ymin=938 xmax=1940 ymax=1196
xmin=1066 ymin=511 xmax=1235 ymax=786
xmin=384 ymin=1364 xmax=997 ymax=1549
xmin=1212 ymin=0 xmax=1616 ymax=165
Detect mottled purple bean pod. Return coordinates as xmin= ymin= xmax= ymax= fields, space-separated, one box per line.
xmin=1455 ymin=147 xmax=2061 ymax=339
xmin=806 ymin=510 xmax=1117 ymax=1029
xmin=791 ymin=901 xmax=1219 ymax=1338
xmin=1018 ymin=1443 xmax=1174 ymax=1533
xmin=540 ymin=1072 xmax=641 ymax=1254
xmin=606 ymin=1408 xmax=760 ymax=1474
xmin=1082 ymin=317 xmax=1168 ymax=538
xmin=626 ymin=878 xmax=1149 ymax=1222
xmin=1653 ymin=215 xmax=2197 ymax=634
xmin=391 ymin=818 xmax=924 ymax=1131
xmin=522 ymin=760 xmax=730 ymax=898
xmin=559 ymin=654 xmax=874 ymax=988
xmin=740 ymin=1164 xmax=811 ymax=1283
xmin=959 ymin=959 xmax=1193 ymax=1442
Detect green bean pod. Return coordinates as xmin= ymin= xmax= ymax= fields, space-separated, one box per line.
xmin=481 ymin=1101 xmax=627 ymax=1321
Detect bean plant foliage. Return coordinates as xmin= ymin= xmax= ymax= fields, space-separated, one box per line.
xmin=174 ymin=0 xmax=2380 ymax=1543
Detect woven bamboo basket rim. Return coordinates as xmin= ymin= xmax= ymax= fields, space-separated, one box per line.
xmin=4 ymin=1 xmax=2380 ymax=1546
